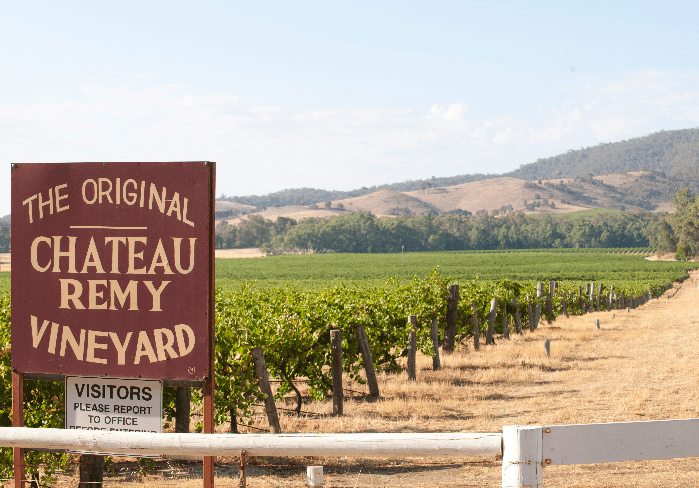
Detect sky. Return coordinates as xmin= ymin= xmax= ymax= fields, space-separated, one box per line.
xmin=2 ymin=0 xmax=699 ymax=216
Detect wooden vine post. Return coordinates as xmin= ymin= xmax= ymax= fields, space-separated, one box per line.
xmin=502 ymin=303 xmax=510 ymax=340
xmin=443 ymin=284 xmax=459 ymax=353
xmin=534 ymin=283 xmax=543 ymax=329
xmin=355 ymin=325 xmax=380 ymax=398
xmin=251 ymin=347 xmax=282 ymax=433
xmin=430 ymin=318 xmax=441 ymax=370
xmin=512 ymin=297 xmax=522 ymax=334
xmin=527 ymin=295 xmax=534 ymax=332
xmin=546 ymin=281 xmax=554 ymax=317
xmin=330 ymin=330 xmax=343 ymax=416
xmin=561 ymin=297 xmax=568 ymax=318
xmin=471 ymin=303 xmax=480 ymax=351
xmin=407 ymin=315 xmax=417 ymax=381
xmin=486 ymin=299 xmax=497 ymax=345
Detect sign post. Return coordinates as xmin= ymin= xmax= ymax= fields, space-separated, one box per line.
xmin=11 ymin=161 xmax=216 ymax=487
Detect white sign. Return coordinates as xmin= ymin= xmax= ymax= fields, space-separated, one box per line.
xmin=65 ymin=376 xmax=162 ymax=434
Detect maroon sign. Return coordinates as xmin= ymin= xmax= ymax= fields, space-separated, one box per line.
xmin=11 ymin=162 xmax=214 ymax=381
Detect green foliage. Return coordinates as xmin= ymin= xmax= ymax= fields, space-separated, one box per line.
xmin=0 ymin=224 xmax=9 ymax=253
xmin=226 ymin=212 xmax=659 ymax=254
xmin=676 ymin=242 xmax=692 ymax=261
xmin=648 ymin=188 xmax=699 ymax=257
xmin=0 ymin=293 xmax=68 ymax=486
xmin=0 ymin=273 xmax=8 ymax=295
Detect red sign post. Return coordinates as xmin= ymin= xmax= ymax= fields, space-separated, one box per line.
xmin=11 ymin=162 xmax=216 ymax=486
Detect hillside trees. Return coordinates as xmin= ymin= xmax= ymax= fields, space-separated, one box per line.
xmin=0 ymin=225 xmax=9 ymax=252
xmin=216 ymin=211 xmax=660 ymax=253
xmin=652 ymin=189 xmax=699 ymax=258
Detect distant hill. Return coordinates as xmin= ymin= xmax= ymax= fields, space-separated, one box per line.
xmin=505 ymin=128 xmax=699 ymax=186
xmin=219 ymin=174 xmax=492 ymax=207
xmin=223 ymin=128 xmax=699 ymax=207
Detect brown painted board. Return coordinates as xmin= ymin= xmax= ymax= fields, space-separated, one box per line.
xmin=11 ymin=162 xmax=214 ymax=381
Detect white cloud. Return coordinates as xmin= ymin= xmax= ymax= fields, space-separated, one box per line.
xmin=1 ymin=70 xmax=699 ymax=215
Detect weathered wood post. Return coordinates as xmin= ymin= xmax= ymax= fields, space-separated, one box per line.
xmin=589 ymin=282 xmax=595 ymax=311
xmin=596 ymin=283 xmax=603 ymax=311
xmin=471 ymin=303 xmax=480 ymax=351
xmin=239 ymin=450 xmax=247 ymax=488
xmin=486 ymin=299 xmax=498 ymax=344
xmin=443 ymin=284 xmax=459 ymax=354
xmin=502 ymin=425 xmax=543 ymax=488
xmin=79 ymin=455 xmax=104 ymax=488
xmin=527 ymin=295 xmax=534 ymax=332
xmin=175 ymin=387 xmax=191 ymax=433
xmin=355 ymin=324 xmax=380 ymax=398
xmin=502 ymin=303 xmax=510 ymax=340
xmin=330 ymin=329 xmax=343 ymax=416
xmin=546 ymin=280 xmax=554 ymax=318
xmin=534 ymin=283 xmax=543 ymax=329
xmin=544 ymin=339 xmax=550 ymax=357
xmin=512 ymin=297 xmax=522 ymax=334
xmin=407 ymin=315 xmax=417 ymax=381
xmin=430 ymin=318 xmax=441 ymax=370
xmin=252 ymin=347 xmax=282 ymax=433
xmin=561 ymin=297 xmax=568 ymax=318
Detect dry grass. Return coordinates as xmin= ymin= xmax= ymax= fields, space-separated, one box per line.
xmin=38 ymin=273 xmax=699 ymax=487
xmin=215 ymin=249 xmax=266 ymax=259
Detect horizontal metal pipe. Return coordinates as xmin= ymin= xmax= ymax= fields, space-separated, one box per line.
xmin=0 ymin=428 xmax=501 ymax=459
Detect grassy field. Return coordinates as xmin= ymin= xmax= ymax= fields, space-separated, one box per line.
xmin=551 ymin=208 xmax=624 ymax=218
xmin=0 ymin=249 xmax=684 ymax=295
xmin=214 ymin=250 xmax=685 ymax=291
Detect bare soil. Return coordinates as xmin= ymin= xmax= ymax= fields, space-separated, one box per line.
xmin=39 ymin=272 xmax=699 ymax=487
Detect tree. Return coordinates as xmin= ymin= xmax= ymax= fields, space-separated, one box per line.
xmin=324 ymin=201 xmax=332 ymax=209
xmin=0 ymin=225 xmax=9 ymax=252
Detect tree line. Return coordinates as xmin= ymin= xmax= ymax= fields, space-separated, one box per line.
xmin=216 ymin=211 xmax=658 ymax=253
xmin=649 ymin=188 xmax=699 ymax=259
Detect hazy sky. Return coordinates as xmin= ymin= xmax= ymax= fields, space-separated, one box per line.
xmin=3 ymin=1 xmax=699 ymax=216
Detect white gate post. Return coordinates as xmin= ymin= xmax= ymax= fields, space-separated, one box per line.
xmin=502 ymin=425 xmax=543 ymax=488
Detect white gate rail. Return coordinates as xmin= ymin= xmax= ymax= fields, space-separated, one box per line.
xmin=0 ymin=428 xmax=501 ymax=459
xmin=503 ymin=418 xmax=699 ymax=487
xmin=5 ymin=418 xmax=699 ymax=487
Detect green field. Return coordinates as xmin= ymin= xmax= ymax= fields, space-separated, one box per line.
xmin=0 ymin=249 xmax=688 ymax=295
xmin=214 ymin=250 xmax=688 ymax=291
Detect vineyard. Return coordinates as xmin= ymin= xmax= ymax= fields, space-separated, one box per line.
xmin=0 ymin=249 xmax=694 ymax=484
xmin=215 ymin=248 xmax=680 ymax=291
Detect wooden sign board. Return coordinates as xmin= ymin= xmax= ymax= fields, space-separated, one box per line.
xmin=11 ymin=162 xmax=215 ymax=381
